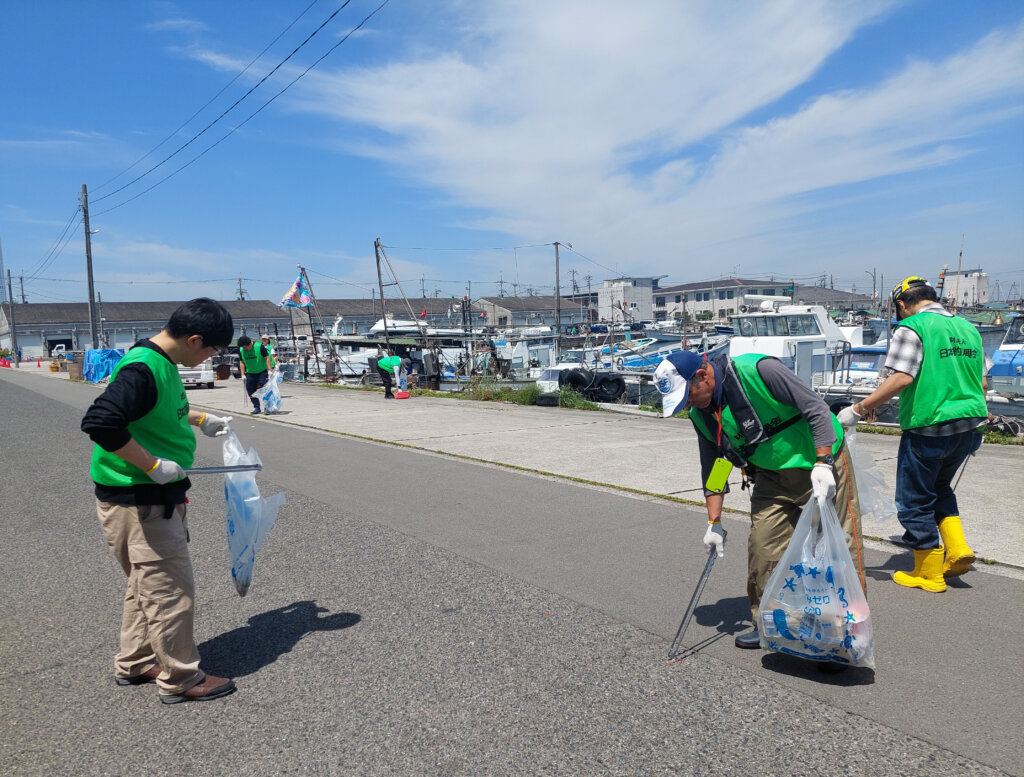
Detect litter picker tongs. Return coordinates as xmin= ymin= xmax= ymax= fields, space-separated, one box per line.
xmin=184 ymin=464 xmax=262 ymax=475
xmin=668 ymin=534 xmax=724 ymax=659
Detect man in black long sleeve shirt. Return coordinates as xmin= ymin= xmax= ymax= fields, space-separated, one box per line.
xmin=81 ymin=298 xmax=237 ymax=704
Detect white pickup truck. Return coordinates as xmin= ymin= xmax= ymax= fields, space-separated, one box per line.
xmin=177 ymin=358 xmax=215 ymax=389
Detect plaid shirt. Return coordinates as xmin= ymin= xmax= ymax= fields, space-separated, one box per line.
xmin=885 ymin=302 xmax=986 ymax=436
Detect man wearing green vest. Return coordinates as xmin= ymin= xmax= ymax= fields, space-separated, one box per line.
xmin=81 ymin=298 xmax=237 ymax=704
xmin=655 ymin=349 xmax=865 ymax=650
xmin=237 ymin=335 xmax=273 ymax=414
xmin=837 ymin=277 xmax=987 ymax=593
xmin=376 ymin=346 xmax=400 ymax=399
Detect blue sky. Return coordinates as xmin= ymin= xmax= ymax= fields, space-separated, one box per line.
xmin=1 ymin=0 xmax=1022 ymax=305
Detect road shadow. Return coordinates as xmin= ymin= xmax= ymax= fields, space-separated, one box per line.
xmin=668 ymin=596 xmax=750 ymax=659
xmin=198 ymin=600 xmax=361 ymax=678
xmin=760 ymin=652 xmax=876 ymax=686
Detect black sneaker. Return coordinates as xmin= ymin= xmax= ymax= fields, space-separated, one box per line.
xmin=734 ymin=628 xmax=761 ymax=649
xmin=250 ymin=408 xmax=261 ymax=415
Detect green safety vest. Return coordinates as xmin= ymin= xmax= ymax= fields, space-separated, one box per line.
xmin=377 ymin=355 xmax=401 ymax=374
xmin=90 ymin=346 xmax=195 ymax=486
xmin=895 ymin=311 xmax=986 ymax=430
xmin=239 ymin=343 xmax=269 ymax=374
xmin=691 ymin=354 xmax=843 ymax=471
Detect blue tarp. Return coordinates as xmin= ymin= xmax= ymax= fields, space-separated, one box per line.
xmin=83 ymin=349 xmax=125 ymax=383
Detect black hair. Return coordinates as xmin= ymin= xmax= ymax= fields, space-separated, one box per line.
xmin=898 ymin=284 xmax=938 ymax=308
xmin=237 ymin=335 xmax=253 ymax=347
xmin=165 ymin=298 xmax=234 ymax=347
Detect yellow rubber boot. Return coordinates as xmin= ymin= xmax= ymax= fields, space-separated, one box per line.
xmin=893 ymin=548 xmax=947 ymax=593
xmin=938 ymin=516 xmax=975 ymax=577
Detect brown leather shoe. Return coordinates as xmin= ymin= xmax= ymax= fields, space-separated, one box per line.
xmin=115 ymin=663 xmax=162 ymax=686
xmin=158 ymin=674 xmax=236 ymax=705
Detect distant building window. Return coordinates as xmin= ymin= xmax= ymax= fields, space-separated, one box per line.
xmin=676 ymin=294 xmax=682 ymax=303
xmin=718 ymin=291 xmax=726 ymax=300
xmin=763 ymin=288 xmax=775 ymax=296
xmin=498 ymin=316 xmax=507 ymax=326
xmin=656 ymin=296 xmax=665 ymax=307
xmin=727 ymin=290 xmax=734 ymax=299
xmin=703 ymin=292 xmax=711 ymax=301
xmin=748 ymin=288 xmax=758 ymax=295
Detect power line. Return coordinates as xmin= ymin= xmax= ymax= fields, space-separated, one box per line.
xmin=22 ymin=208 xmax=82 ymax=281
xmin=380 ymin=242 xmax=555 ymax=251
xmin=93 ymin=0 xmax=361 ymax=206
xmin=94 ymin=0 xmax=323 ymax=193
xmin=94 ymin=0 xmax=391 ymax=217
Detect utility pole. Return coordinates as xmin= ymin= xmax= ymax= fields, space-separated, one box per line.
xmin=420 ymin=275 xmax=426 ymax=300
xmin=553 ymin=241 xmax=566 ymax=355
xmin=18 ymin=275 xmax=27 ymax=304
xmin=6 ymin=270 xmax=19 ymax=366
xmin=0 ymin=234 xmax=7 ymax=305
xmin=236 ymin=276 xmax=247 ymax=300
xmin=497 ymin=273 xmax=505 ymax=297
xmin=81 ymin=184 xmax=99 ymax=349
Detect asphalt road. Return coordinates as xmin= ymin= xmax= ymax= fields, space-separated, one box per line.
xmin=0 ymin=373 xmax=1020 ymax=776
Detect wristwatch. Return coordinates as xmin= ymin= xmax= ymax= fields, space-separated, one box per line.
xmin=815 ymin=454 xmax=835 ymax=466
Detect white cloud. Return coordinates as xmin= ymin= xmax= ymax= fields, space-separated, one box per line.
xmin=187 ymin=1 xmax=1024 ymax=280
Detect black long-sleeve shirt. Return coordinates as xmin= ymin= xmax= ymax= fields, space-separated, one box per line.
xmin=81 ymin=340 xmax=192 ymax=505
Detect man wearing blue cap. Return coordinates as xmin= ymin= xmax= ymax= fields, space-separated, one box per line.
xmin=655 ymin=349 xmax=865 ymax=650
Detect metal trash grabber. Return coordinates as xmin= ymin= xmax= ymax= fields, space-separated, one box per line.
xmin=668 ymin=536 xmax=724 ymax=659
xmin=184 ymin=464 xmax=262 ymax=475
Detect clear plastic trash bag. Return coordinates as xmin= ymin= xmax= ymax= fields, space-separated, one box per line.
xmin=397 ymin=365 xmax=408 ymax=391
xmin=759 ymin=496 xmax=875 ymax=669
xmin=222 ymin=430 xmax=285 ymax=596
xmin=253 ymin=367 xmax=283 ymax=413
xmin=846 ymin=429 xmax=896 ymax=524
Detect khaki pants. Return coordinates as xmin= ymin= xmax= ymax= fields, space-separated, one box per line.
xmin=96 ymin=501 xmax=204 ymax=694
xmin=747 ymin=444 xmax=866 ymax=625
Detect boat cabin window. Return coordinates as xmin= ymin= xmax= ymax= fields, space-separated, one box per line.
xmin=786 ymin=315 xmax=821 ymax=335
xmin=1007 ymin=319 xmax=1024 ymax=345
xmin=537 ymin=369 xmax=560 ymax=381
xmin=736 ymin=316 xmax=790 ymax=336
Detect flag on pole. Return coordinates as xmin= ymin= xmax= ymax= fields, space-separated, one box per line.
xmin=480 ymin=311 xmax=486 ymax=319
xmin=420 ymin=309 xmax=427 ymax=318
xmin=278 ymin=275 xmax=312 ymax=308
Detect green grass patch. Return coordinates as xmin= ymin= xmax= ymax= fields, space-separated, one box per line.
xmin=556 ymin=387 xmax=601 ymax=410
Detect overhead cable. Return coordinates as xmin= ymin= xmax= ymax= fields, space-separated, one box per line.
xmin=93 ymin=0 xmax=357 ymax=205
xmin=94 ymin=0 xmax=391 ymax=216
xmin=93 ymin=0 xmax=323 ymax=193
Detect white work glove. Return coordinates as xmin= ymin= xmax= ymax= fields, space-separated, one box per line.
xmin=198 ymin=412 xmax=232 ymax=437
xmin=703 ymin=522 xmax=726 ymax=558
xmin=147 ymin=458 xmax=185 ymax=485
xmin=810 ymin=463 xmax=836 ymax=501
xmin=836 ymin=404 xmax=862 ymax=429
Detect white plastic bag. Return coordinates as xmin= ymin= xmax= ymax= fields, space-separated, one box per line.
xmin=253 ymin=367 xmax=283 ymax=413
xmin=397 ymin=364 xmax=408 ymax=392
xmin=846 ymin=429 xmax=896 ymax=524
xmin=222 ymin=430 xmax=285 ymax=596
xmin=759 ymin=497 xmax=875 ymax=669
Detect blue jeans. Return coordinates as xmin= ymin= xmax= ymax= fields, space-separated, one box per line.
xmin=895 ymin=429 xmax=982 ymax=549
xmin=245 ymin=371 xmax=269 ymax=411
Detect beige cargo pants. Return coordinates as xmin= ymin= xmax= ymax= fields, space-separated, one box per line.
xmin=96 ymin=501 xmax=204 ymax=694
xmin=747 ymin=444 xmax=866 ymax=625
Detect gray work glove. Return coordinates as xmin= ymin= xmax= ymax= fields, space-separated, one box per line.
xmin=703 ymin=522 xmax=726 ymax=558
xmin=810 ymin=463 xmax=837 ymax=501
xmin=836 ymin=404 xmax=862 ymax=429
xmin=198 ymin=413 xmax=232 ymax=437
xmin=147 ymin=458 xmax=185 ymax=485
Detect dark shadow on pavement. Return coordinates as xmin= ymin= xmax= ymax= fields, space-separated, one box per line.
xmin=760 ymin=652 xmax=876 ymax=686
xmin=198 ymin=600 xmax=361 ymax=678
xmin=693 ymin=595 xmax=750 ymax=635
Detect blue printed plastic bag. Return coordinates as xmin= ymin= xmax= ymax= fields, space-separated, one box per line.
xmin=759 ymin=497 xmax=875 ymax=669
xmin=253 ymin=367 xmax=283 ymax=413
xmin=222 ymin=430 xmax=285 ymax=596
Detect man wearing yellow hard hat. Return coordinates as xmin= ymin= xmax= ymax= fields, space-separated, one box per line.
xmin=837 ymin=276 xmax=987 ymax=592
